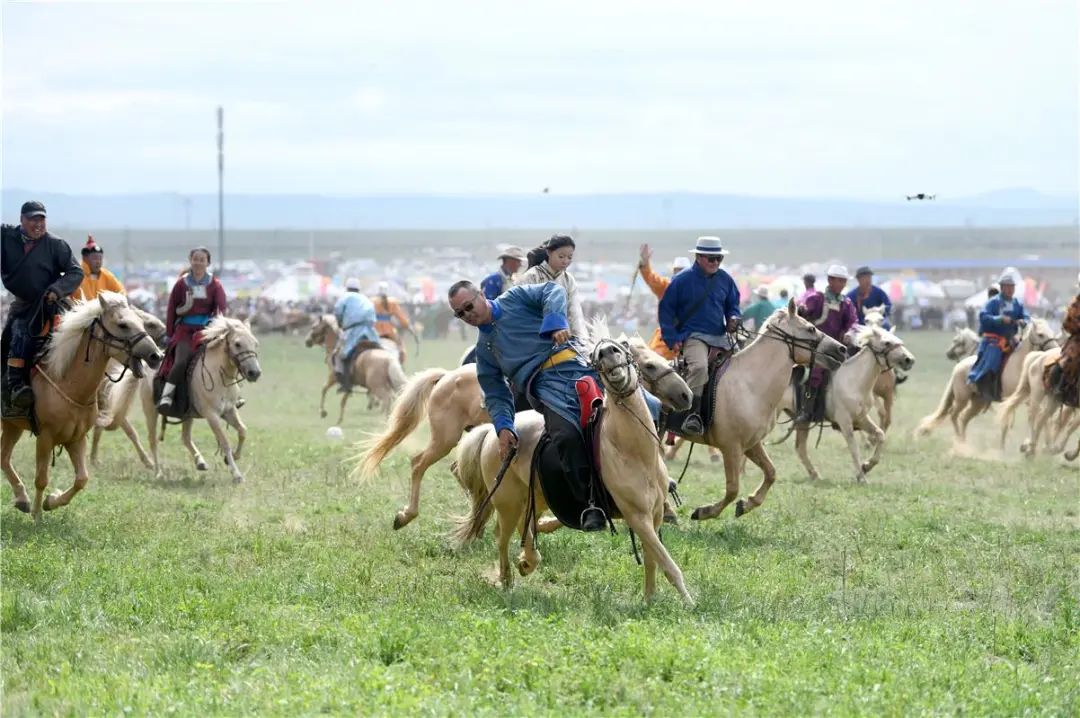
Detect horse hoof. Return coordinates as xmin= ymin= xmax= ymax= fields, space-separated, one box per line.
xmin=13 ymin=500 xmax=30 ymax=514
xmin=320 ymin=410 xmax=327 ymax=419
xmin=43 ymin=493 xmax=60 ymax=512
xmin=232 ymin=476 xmax=244 ymax=485
xmin=663 ymin=511 xmax=679 ymax=526
xmin=690 ymin=507 xmax=705 ymax=521
xmin=196 ymin=461 xmax=208 ymax=471
xmin=861 ymin=462 xmax=872 ymax=473
xmin=392 ymin=513 xmax=407 ymax=530
xmin=734 ymin=500 xmax=746 ymax=518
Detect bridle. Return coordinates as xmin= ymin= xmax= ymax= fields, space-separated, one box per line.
xmin=87 ymin=317 xmax=154 ymax=383
xmin=735 ymin=320 xmax=832 ymax=365
xmin=589 ymin=338 xmax=639 ymax=399
xmin=863 ymin=337 xmax=906 ymax=371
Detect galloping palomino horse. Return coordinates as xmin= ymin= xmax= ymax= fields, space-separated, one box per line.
xmin=355 ymin=323 xmax=692 ymax=531
xmin=450 ymin=319 xmax=694 ymax=602
xmin=779 ymin=325 xmax=916 ymax=483
xmin=1 ymin=292 xmax=163 ymax=520
xmin=998 ymin=346 xmax=1079 ymax=457
xmin=914 ymin=319 xmax=1057 ymax=442
xmin=860 ymin=308 xmax=902 ymax=432
xmin=683 ymin=300 xmax=846 ymax=522
xmin=90 ymin=308 xmax=168 ymax=468
xmin=946 ymin=327 xmax=980 ymax=362
xmin=130 ymin=317 xmax=261 ymax=482
xmin=304 ymin=314 xmax=405 ymax=421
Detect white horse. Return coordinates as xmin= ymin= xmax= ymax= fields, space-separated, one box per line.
xmin=860 ymin=308 xmax=902 ymax=432
xmin=997 ymin=347 xmax=1079 ymax=456
xmin=684 ymin=300 xmax=847 ymax=521
xmin=914 ymin=319 xmax=1057 ymax=442
xmin=946 ymin=327 xmax=980 ymax=362
xmin=450 ymin=320 xmax=694 ymax=603
xmin=782 ymin=325 xmax=916 ymax=483
xmin=133 ymin=317 xmax=261 ymax=482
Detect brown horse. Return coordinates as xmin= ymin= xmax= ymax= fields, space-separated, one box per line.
xmin=305 ymin=314 xmax=405 ymax=421
xmin=2 ymin=293 xmax=163 ymax=520
xmin=451 ymin=324 xmax=694 ymax=602
xmin=354 ymin=328 xmax=691 ymax=531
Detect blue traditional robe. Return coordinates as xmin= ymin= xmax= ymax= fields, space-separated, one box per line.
xmin=846 ymin=284 xmax=893 ymax=328
xmin=475 ymin=283 xmax=659 ymax=436
xmin=334 ymin=292 xmax=378 ymax=358
xmin=480 ymin=269 xmax=512 ymax=300
xmin=967 ymin=295 xmax=1029 ymax=384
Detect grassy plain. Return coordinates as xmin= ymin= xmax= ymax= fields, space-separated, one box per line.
xmin=2 ymin=331 xmax=1077 ymax=715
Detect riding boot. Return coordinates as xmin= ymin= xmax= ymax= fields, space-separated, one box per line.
xmin=795 ymin=386 xmax=817 ymax=425
xmin=580 ymin=504 xmax=607 ymax=532
xmin=682 ymin=393 xmax=704 ymax=436
xmin=5 ymin=365 xmax=32 ymax=410
xmin=158 ymin=382 xmax=176 ymax=411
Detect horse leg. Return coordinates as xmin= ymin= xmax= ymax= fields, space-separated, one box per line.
xmin=393 ymin=417 xmax=461 ymax=530
xmin=735 ymin=441 xmax=777 ymax=516
xmin=31 ymin=438 xmax=53 ymax=522
xmin=664 ymin=437 xmax=683 ymax=461
xmin=836 ymin=417 xmax=868 ymax=483
xmin=181 ymin=419 xmax=208 ymax=472
xmin=623 ymin=510 xmax=692 ymax=603
xmin=223 ymin=407 xmax=247 ymax=461
xmin=336 ymin=391 xmax=350 ymax=427
xmin=1 ymin=424 xmax=30 ymax=513
xmin=794 ymin=426 xmax=820 ymax=481
xmin=855 ymin=414 xmax=886 ymax=475
xmin=690 ymin=446 xmax=741 ymax=521
xmin=205 ymin=413 xmax=244 ymax=483
xmin=879 ymin=387 xmax=893 ymax=433
xmin=45 ymin=435 xmax=90 ymax=511
xmin=120 ymin=417 xmax=154 ymax=469
xmin=90 ymin=425 xmax=103 ymax=466
xmin=319 ymin=371 xmax=334 ymax=419
xmin=141 ymin=383 xmax=163 ymax=477
xmin=1028 ymin=400 xmax=1056 ymax=456
xmin=956 ymin=398 xmax=985 ymax=443
xmin=1051 ymin=410 xmax=1080 ymax=455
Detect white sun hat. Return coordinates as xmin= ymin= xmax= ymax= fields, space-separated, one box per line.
xmin=826 ymin=264 xmax=849 ymax=280
xmin=345 ymin=277 xmax=361 ymax=291
xmin=689 ymin=236 xmax=730 ymax=256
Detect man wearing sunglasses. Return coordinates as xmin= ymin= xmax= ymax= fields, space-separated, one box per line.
xmin=658 ymin=236 xmax=741 ymax=436
xmin=448 ymin=279 xmax=634 ymax=532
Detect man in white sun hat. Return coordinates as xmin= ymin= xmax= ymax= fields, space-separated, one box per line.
xmin=658 ymin=236 xmax=741 ymax=435
xmin=332 ymin=277 xmax=378 ymax=392
xmin=794 ymin=264 xmax=857 ymax=425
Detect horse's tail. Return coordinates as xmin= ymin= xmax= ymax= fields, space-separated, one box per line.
xmin=450 ymin=424 xmax=495 ymax=547
xmin=352 ymin=367 xmax=447 ymax=479
xmin=997 ymin=360 xmax=1034 ymax=429
xmin=387 ymin=356 xmax=408 ymax=394
xmin=914 ymin=377 xmax=955 ymax=437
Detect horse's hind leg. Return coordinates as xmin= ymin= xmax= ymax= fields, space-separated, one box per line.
xmin=31 ymin=438 xmax=53 ymax=522
xmin=120 ymin=418 xmax=154 ymax=469
xmin=394 ymin=416 xmax=462 ymax=530
xmin=690 ymin=447 xmax=741 ymax=521
xmin=955 ymin=397 xmax=985 ymax=443
xmin=319 ymin=372 xmax=334 ymax=419
xmin=1 ymin=424 xmax=30 ymax=512
xmin=90 ymin=425 xmax=103 ymax=466
xmin=735 ymin=441 xmax=777 ymax=516
xmin=794 ymin=426 xmax=820 ymax=481
xmin=336 ymin=391 xmax=351 ymax=427
xmin=223 ymin=407 xmax=247 ymax=460
xmin=181 ymin=419 xmax=208 ymax=472
xmin=205 ymin=413 xmax=244 ymax=483
xmin=45 ymin=435 xmax=90 ymax=512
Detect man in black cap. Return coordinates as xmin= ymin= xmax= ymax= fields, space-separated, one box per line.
xmin=846 ymin=265 xmax=893 ymax=329
xmin=1 ymin=201 xmax=84 ymax=409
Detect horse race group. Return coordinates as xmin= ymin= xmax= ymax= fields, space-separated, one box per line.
xmin=3 ymin=200 xmax=1078 ymax=602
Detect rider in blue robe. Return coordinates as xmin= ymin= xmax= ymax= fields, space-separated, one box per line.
xmin=333 ymin=279 xmax=378 ymax=390
xmin=967 ymin=273 xmax=1028 ymax=401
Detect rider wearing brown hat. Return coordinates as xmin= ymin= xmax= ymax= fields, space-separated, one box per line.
xmin=76 ymin=235 xmax=126 ymax=301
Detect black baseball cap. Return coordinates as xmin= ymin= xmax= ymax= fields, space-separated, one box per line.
xmin=855 ymin=266 xmax=873 ymax=277
xmin=20 ymin=200 xmax=46 ymax=218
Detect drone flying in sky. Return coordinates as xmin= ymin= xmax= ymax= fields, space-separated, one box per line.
xmin=906 ymin=193 xmax=937 ymax=201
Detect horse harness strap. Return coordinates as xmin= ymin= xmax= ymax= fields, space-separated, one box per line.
xmin=36 ymin=366 xmax=98 ymax=410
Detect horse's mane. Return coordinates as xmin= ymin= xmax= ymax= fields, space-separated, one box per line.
xmin=955 ymin=326 xmax=978 ymax=340
xmin=320 ymin=313 xmax=339 ymax=330
xmin=201 ymin=315 xmax=252 ymax=348
xmin=585 ymin=314 xmax=613 ymax=352
xmin=43 ymin=292 xmax=127 ymax=374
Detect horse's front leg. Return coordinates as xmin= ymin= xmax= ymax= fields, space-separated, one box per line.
xmin=120 ymin=417 xmax=154 ymax=469
xmin=205 ymin=412 xmax=244 ymax=483
xmin=690 ymin=446 xmax=741 ymax=521
xmin=1 ymin=423 xmax=31 ymax=513
xmin=837 ymin=417 xmax=867 ymax=483
xmin=319 ymin=371 xmax=334 ymax=419
xmin=336 ymin=390 xmax=351 ymax=427
xmin=624 ymin=508 xmax=692 ymax=604
xmin=46 ymin=435 xmax=91 ymax=511
xmin=181 ymin=419 xmax=208 ymax=472
xmin=223 ymin=407 xmax=247 ymax=461
xmin=794 ymin=426 xmax=820 ymax=481
xmin=736 ymin=441 xmax=777 ymax=516
xmin=31 ymin=437 xmax=53 ymax=522
xmin=854 ymin=413 xmax=886 ymax=475
xmin=90 ymin=425 xmax=103 ymax=466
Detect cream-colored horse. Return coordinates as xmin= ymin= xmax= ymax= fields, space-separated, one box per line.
xmin=2 ymin=293 xmax=163 ymax=520
xmin=998 ymin=347 xmax=1078 ymax=456
xmin=858 ymin=308 xmax=901 ymax=432
xmin=304 ymin=314 xmax=404 ymax=421
xmin=140 ymin=317 xmax=261 ymax=482
xmin=686 ymin=300 xmax=847 ymax=521
xmin=782 ymin=325 xmax=916 ymax=483
xmin=355 ymin=328 xmax=692 ymax=530
xmin=946 ymin=327 xmax=980 ymax=361
xmin=450 ymin=325 xmax=694 ymax=602
xmin=90 ymin=308 xmax=168 ymax=468
xmin=914 ymin=319 xmax=1057 ymax=442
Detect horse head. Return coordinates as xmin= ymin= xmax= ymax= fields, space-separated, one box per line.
xmin=132 ymin=307 xmax=168 ymax=348
xmin=590 ymin=337 xmax=639 ymax=398
xmin=854 ymin=324 xmax=916 ymax=372
xmin=1024 ymin=318 xmax=1057 ymax=351
xmin=95 ymin=292 xmax=164 ymax=379
xmin=863 ymin=307 xmax=886 ymax=328
xmin=304 ymin=314 xmax=335 ymax=348
xmin=205 ymin=317 xmax=262 ymax=382
xmin=946 ymin=327 xmax=978 ymax=360
xmin=587 ymin=316 xmax=692 ymax=410
xmin=764 ymin=300 xmax=846 ymax=371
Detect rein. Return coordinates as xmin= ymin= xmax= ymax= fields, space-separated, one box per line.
xmin=36 ymin=366 xmax=97 ymax=410
xmin=590 ymin=338 xmax=663 ymax=447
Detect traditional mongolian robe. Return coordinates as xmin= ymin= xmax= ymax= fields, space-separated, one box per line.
xmin=967 ymin=295 xmax=1029 ymax=387
xmin=639 ymin=262 xmax=676 ymax=359
xmin=159 ymin=272 xmax=227 ymax=379
xmin=515 ymin=261 xmax=588 ymax=341
xmin=799 ymin=290 xmax=857 ymax=388
xmin=334 ymin=292 xmax=378 ymax=360
xmin=76 ymin=259 xmax=125 ymax=301
xmin=372 ymin=295 xmax=411 ymax=342
xmin=846 ymin=284 xmax=893 ymax=328
xmin=1055 ymin=294 xmax=1080 ymax=400
xmin=741 ymin=297 xmax=776 ymax=332
xmin=658 ymin=263 xmax=741 ymax=350
xmin=480 ymin=268 xmax=514 ymax=300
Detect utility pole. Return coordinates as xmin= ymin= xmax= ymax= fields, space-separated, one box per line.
xmin=217 ymin=106 xmax=225 ymax=273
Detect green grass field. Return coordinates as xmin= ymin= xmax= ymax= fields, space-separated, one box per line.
xmin=2 ymin=331 xmax=1077 ymax=715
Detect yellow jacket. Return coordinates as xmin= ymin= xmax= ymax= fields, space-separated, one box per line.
xmin=76 ymin=260 xmax=125 ymax=301
xmin=639 ymin=263 xmax=676 ymax=360
xmin=372 ymin=295 xmax=411 ymax=340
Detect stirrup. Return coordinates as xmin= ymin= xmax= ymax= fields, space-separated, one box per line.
xmin=580 ymin=505 xmax=607 ymax=531
xmin=682 ymin=414 xmax=704 ymax=435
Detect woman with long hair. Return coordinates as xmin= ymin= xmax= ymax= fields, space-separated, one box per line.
xmin=515 ymin=234 xmax=587 ymax=341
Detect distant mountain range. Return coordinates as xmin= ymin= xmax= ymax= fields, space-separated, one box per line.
xmin=4 ymin=187 xmax=1077 ymax=230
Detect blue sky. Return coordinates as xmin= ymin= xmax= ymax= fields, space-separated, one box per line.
xmin=3 ymin=1 xmax=1076 ymax=198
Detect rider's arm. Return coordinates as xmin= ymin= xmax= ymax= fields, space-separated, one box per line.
xmin=657 ymin=276 xmax=681 ymax=349
xmin=723 ymin=273 xmax=741 ymax=323
xmin=391 ymin=300 xmax=411 ymax=329
xmin=166 ymin=279 xmax=184 ymax=334
xmin=518 ymin=282 xmax=570 ymax=340
xmin=476 ymin=347 xmax=516 ymax=437
xmin=48 ymin=237 xmax=84 ymax=299
xmin=639 ymin=262 xmax=669 ymax=299
xmin=879 ymin=287 xmax=893 ymax=318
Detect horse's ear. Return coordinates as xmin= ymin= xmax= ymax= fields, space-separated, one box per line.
xmin=98 ymin=294 xmax=109 ymax=313
xmin=787 ymin=298 xmax=796 ymax=315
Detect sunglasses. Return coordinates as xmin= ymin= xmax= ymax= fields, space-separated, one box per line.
xmin=699 ymin=255 xmax=723 ymax=264
xmin=453 ymin=294 xmax=481 ymax=319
